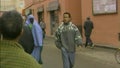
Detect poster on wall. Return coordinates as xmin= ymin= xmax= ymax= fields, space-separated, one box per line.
xmin=92 ymin=0 xmax=117 ymax=15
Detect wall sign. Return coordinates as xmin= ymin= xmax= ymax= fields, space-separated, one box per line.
xmin=93 ymin=0 xmax=117 ymax=15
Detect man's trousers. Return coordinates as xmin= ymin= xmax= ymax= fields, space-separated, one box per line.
xmin=61 ymin=47 xmax=75 ymax=68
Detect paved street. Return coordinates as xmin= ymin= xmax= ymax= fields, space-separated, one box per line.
xmin=41 ymin=37 xmax=120 ymax=68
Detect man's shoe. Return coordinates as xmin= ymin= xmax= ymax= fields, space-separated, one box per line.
xmin=90 ymin=44 xmax=94 ymax=49
xmin=39 ymin=60 xmax=43 ymax=64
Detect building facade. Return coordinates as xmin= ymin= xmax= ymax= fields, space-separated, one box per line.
xmin=0 ymin=0 xmax=25 ymax=16
xmin=23 ymin=0 xmax=82 ymax=35
xmin=23 ymin=0 xmax=120 ymax=48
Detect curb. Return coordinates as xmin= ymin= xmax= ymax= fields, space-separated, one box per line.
xmin=94 ymin=44 xmax=117 ymax=50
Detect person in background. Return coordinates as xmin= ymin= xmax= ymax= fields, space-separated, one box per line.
xmin=55 ymin=12 xmax=82 ymax=68
xmin=18 ymin=15 xmax=34 ymax=54
xmin=84 ymin=17 xmax=94 ymax=48
xmin=0 ymin=10 xmax=41 ymax=68
xmin=39 ymin=18 xmax=46 ymax=39
xmin=26 ymin=14 xmax=43 ymax=64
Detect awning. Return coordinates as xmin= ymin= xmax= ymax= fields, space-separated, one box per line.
xmin=47 ymin=1 xmax=59 ymax=11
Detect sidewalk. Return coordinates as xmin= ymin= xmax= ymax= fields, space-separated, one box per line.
xmin=44 ymin=37 xmax=120 ymax=65
xmin=76 ymin=46 xmax=117 ymax=65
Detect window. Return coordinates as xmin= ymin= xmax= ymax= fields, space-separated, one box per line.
xmin=0 ymin=0 xmax=16 ymax=11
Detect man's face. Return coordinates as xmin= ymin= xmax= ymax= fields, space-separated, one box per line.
xmin=63 ymin=14 xmax=71 ymax=23
xmin=29 ymin=18 xmax=34 ymax=24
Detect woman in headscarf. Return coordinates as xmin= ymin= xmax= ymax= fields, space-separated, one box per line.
xmin=26 ymin=14 xmax=43 ymax=64
xmin=18 ymin=15 xmax=34 ymax=54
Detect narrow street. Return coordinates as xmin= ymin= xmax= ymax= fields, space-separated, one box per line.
xmin=0 ymin=0 xmax=120 ymax=68
xmin=41 ymin=37 xmax=120 ymax=68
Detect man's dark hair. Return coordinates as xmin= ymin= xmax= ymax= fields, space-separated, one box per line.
xmin=1 ymin=10 xmax=23 ymax=40
xmin=87 ymin=17 xmax=90 ymax=20
xmin=63 ymin=12 xmax=71 ymax=18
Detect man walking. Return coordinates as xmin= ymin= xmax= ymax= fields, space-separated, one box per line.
xmin=55 ymin=12 xmax=82 ymax=68
xmin=84 ymin=17 xmax=94 ymax=48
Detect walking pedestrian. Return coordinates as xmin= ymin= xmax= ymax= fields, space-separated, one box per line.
xmin=84 ymin=17 xmax=94 ymax=48
xmin=26 ymin=14 xmax=43 ymax=64
xmin=0 ymin=10 xmax=41 ymax=68
xmin=39 ymin=18 xmax=46 ymax=39
xmin=55 ymin=12 xmax=82 ymax=68
xmin=18 ymin=15 xmax=34 ymax=54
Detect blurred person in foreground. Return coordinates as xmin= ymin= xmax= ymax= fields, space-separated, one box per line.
xmin=0 ymin=10 xmax=41 ymax=68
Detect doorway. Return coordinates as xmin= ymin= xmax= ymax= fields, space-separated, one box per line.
xmin=37 ymin=12 xmax=43 ymax=23
xmin=50 ymin=11 xmax=59 ymax=35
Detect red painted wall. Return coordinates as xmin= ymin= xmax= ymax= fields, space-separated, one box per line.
xmin=81 ymin=0 xmax=120 ymax=47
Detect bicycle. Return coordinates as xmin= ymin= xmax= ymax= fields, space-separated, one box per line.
xmin=115 ymin=48 xmax=120 ymax=64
